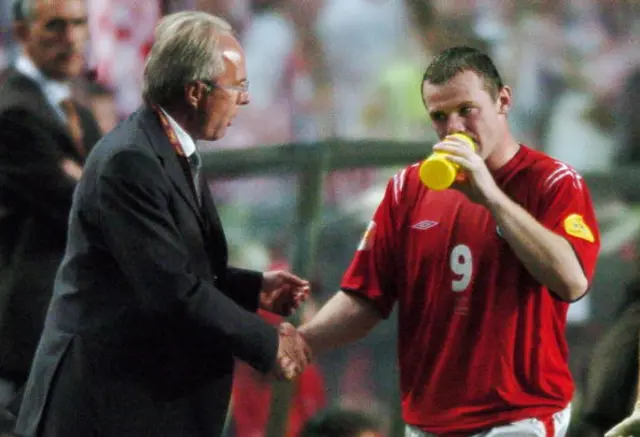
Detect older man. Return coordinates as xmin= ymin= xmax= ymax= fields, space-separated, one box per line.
xmin=15 ymin=11 xmax=311 ymax=437
xmin=0 ymin=0 xmax=101 ymax=408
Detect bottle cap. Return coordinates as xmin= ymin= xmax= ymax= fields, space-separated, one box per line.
xmin=419 ymin=155 xmax=457 ymax=191
xmin=418 ymin=133 xmax=475 ymax=191
xmin=447 ymin=133 xmax=476 ymax=152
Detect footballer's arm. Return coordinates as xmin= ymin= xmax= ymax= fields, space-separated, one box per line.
xmin=298 ymin=291 xmax=382 ymax=355
xmin=487 ymin=190 xmax=588 ymax=302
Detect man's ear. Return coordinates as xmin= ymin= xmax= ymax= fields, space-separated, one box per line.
xmin=184 ymin=82 xmax=208 ymax=110
xmin=497 ymin=85 xmax=512 ymax=114
xmin=13 ymin=21 xmax=30 ymax=43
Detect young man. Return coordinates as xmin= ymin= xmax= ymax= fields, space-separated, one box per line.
xmin=299 ymin=46 xmax=600 ymax=437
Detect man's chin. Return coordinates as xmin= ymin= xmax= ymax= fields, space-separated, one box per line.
xmin=49 ymin=66 xmax=84 ymax=81
xmin=205 ymin=128 xmax=226 ymax=142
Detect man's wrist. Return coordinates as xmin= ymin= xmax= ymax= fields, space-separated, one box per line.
xmin=485 ymin=187 xmax=510 ymax=215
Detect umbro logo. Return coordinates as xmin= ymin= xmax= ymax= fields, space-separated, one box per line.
xmin=411 ymin=220 xmax=438 ymax=230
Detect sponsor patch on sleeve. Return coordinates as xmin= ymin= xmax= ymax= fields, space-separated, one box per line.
xmin=563 ymin=214 xmax=594 ymax=242
xmin=357 ymin=221 xmax=376 ymax=251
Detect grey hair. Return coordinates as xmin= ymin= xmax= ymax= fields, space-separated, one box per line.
xmin=142 ymin=11 xmax=233 ymax=107
xmin=12 ymin=0 xmax=38 ymax=21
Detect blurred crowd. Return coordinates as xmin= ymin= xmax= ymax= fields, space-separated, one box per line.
xmin=2 ymin=0 xmax=638 ymax=219
xmin=2 ymin=0 xmax=638 ymax=169
xmin=0 ymin=0 xmax=639 ymax=436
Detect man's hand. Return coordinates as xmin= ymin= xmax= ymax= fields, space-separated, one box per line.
xmin=260 ymin=270 xmax=310 ymax=316
xmin=605 ymin=410 xmax=640 ymax=437
xmin=433 ymin=137 xmax=500 ymax=205
xmin=272 ymin=322 xmax=311 ymax=381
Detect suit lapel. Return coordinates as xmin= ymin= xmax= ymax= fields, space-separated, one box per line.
xmin=200 ymin=180 xmax=228 ymax=258
xmin=199 ymin=181 xmax=229 ymax=275
xmin=138 ymin=107 xmax=204 ymax=225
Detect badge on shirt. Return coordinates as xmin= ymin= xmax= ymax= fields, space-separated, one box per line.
xmin=357 ymin=221 xmax=376 ymax=251
xmin=563 ymin=214 xmax=594 ymax=242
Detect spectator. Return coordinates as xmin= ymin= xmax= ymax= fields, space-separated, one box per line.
xmin=0 ymin=0 xmax=101 ymax=411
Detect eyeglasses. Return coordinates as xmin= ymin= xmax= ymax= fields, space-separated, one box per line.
xmin=219 ymin=82 xmax=249 ymax=94
xmin=199 ymin=80 xmax=249 ymax=95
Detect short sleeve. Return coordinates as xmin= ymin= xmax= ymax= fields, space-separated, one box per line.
xmin=340 ymin=178 xmax=400 ymax=318
xmin=537 ymin=165 xmax=600 ymax=283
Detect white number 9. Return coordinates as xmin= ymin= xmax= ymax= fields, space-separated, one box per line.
xmin=450 ymin=244 xmax=473 ymax=292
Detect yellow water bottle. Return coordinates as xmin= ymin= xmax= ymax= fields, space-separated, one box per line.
xmin=419 ymin=133 xmax=476 ymax=191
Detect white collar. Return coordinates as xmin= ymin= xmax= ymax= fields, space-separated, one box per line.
xmin=15 ymin=53 xmax=71 ymax=106
xmin=159 ymin=107 xmax=197 ymax=157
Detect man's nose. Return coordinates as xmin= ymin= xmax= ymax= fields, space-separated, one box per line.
xmin=445 ymin=114 xmax=466 ymax=136
xmin=238 ymin=91 xmax=250 ymax=106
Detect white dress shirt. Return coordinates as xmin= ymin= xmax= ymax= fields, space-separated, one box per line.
xmin=14 ymin=54 xmax=72 ymax=122
xmin=159 ymin=107 xmax=197 ymax=157
xmin=159 ymin=107 xmax=202 ymax=204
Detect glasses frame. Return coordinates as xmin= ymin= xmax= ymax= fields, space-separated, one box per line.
xmin=198 ymin=80 xmax=249 ymax=95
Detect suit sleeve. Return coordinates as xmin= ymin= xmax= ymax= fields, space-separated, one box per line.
xmin=536 ymin=166 xmax=601 ymax=285
xmin=225 ymin=267 xmax=263 ymax=312
xmin=340 ymin=178 xmax=400 ymax=318
xmin=97 ymin=150 xmax=278 ymax=373
xmin=0 ymin=108 xmax=78 ymax=227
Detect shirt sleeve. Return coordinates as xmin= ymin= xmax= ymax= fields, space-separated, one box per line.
xmin=340 ymin=178 xmax=400 ymax=318
xmin=536 ymin=165 xmax=601 ymax=283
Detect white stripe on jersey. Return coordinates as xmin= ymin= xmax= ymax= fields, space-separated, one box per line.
xmin=543 ymin=162 xmax=583 ymax=191
xmin=392 ymin=164 xmax=419 ymax=205
xmin=393 ymin=168 xmax=407 ymax=204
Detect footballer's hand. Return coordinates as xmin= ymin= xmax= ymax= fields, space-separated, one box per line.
xmin=605 ymin=410 xmax=640 ymax=437
xmin=433 ymin=137 xmax=500 ymax=206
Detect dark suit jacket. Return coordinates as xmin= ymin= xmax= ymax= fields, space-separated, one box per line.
xmin=14 ymin=105 xmax=279 ymax=437
xmin=0 ymin=68 xmax=102 ymax=385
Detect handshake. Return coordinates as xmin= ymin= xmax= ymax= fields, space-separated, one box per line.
xmin=271 ymin=322 xmax=312 ymax=381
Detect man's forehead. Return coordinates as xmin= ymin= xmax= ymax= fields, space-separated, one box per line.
xmin=222 ymin=48 xmax=242 ymax=65
xmin=220 ymin=34 xmax=245 ymax=62
xmin=423 ymin=71 xmax=486 ymax=109
xmin=34 ymin=0 xmax=87 ymax=17
xmin=218 ymin=33 xmax=246 ymax=82
xmin=218 ymin=33 xmax=242 ymax=53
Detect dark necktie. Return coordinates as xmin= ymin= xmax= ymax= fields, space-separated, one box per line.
xmin=59 ymin=99 xmax=86 ymax=157
xmin=187 ymin=150 xmax=202 ymax=205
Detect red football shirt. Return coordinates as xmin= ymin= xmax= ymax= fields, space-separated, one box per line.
xmin=341 ymin=145 xmax=600 ymax=436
